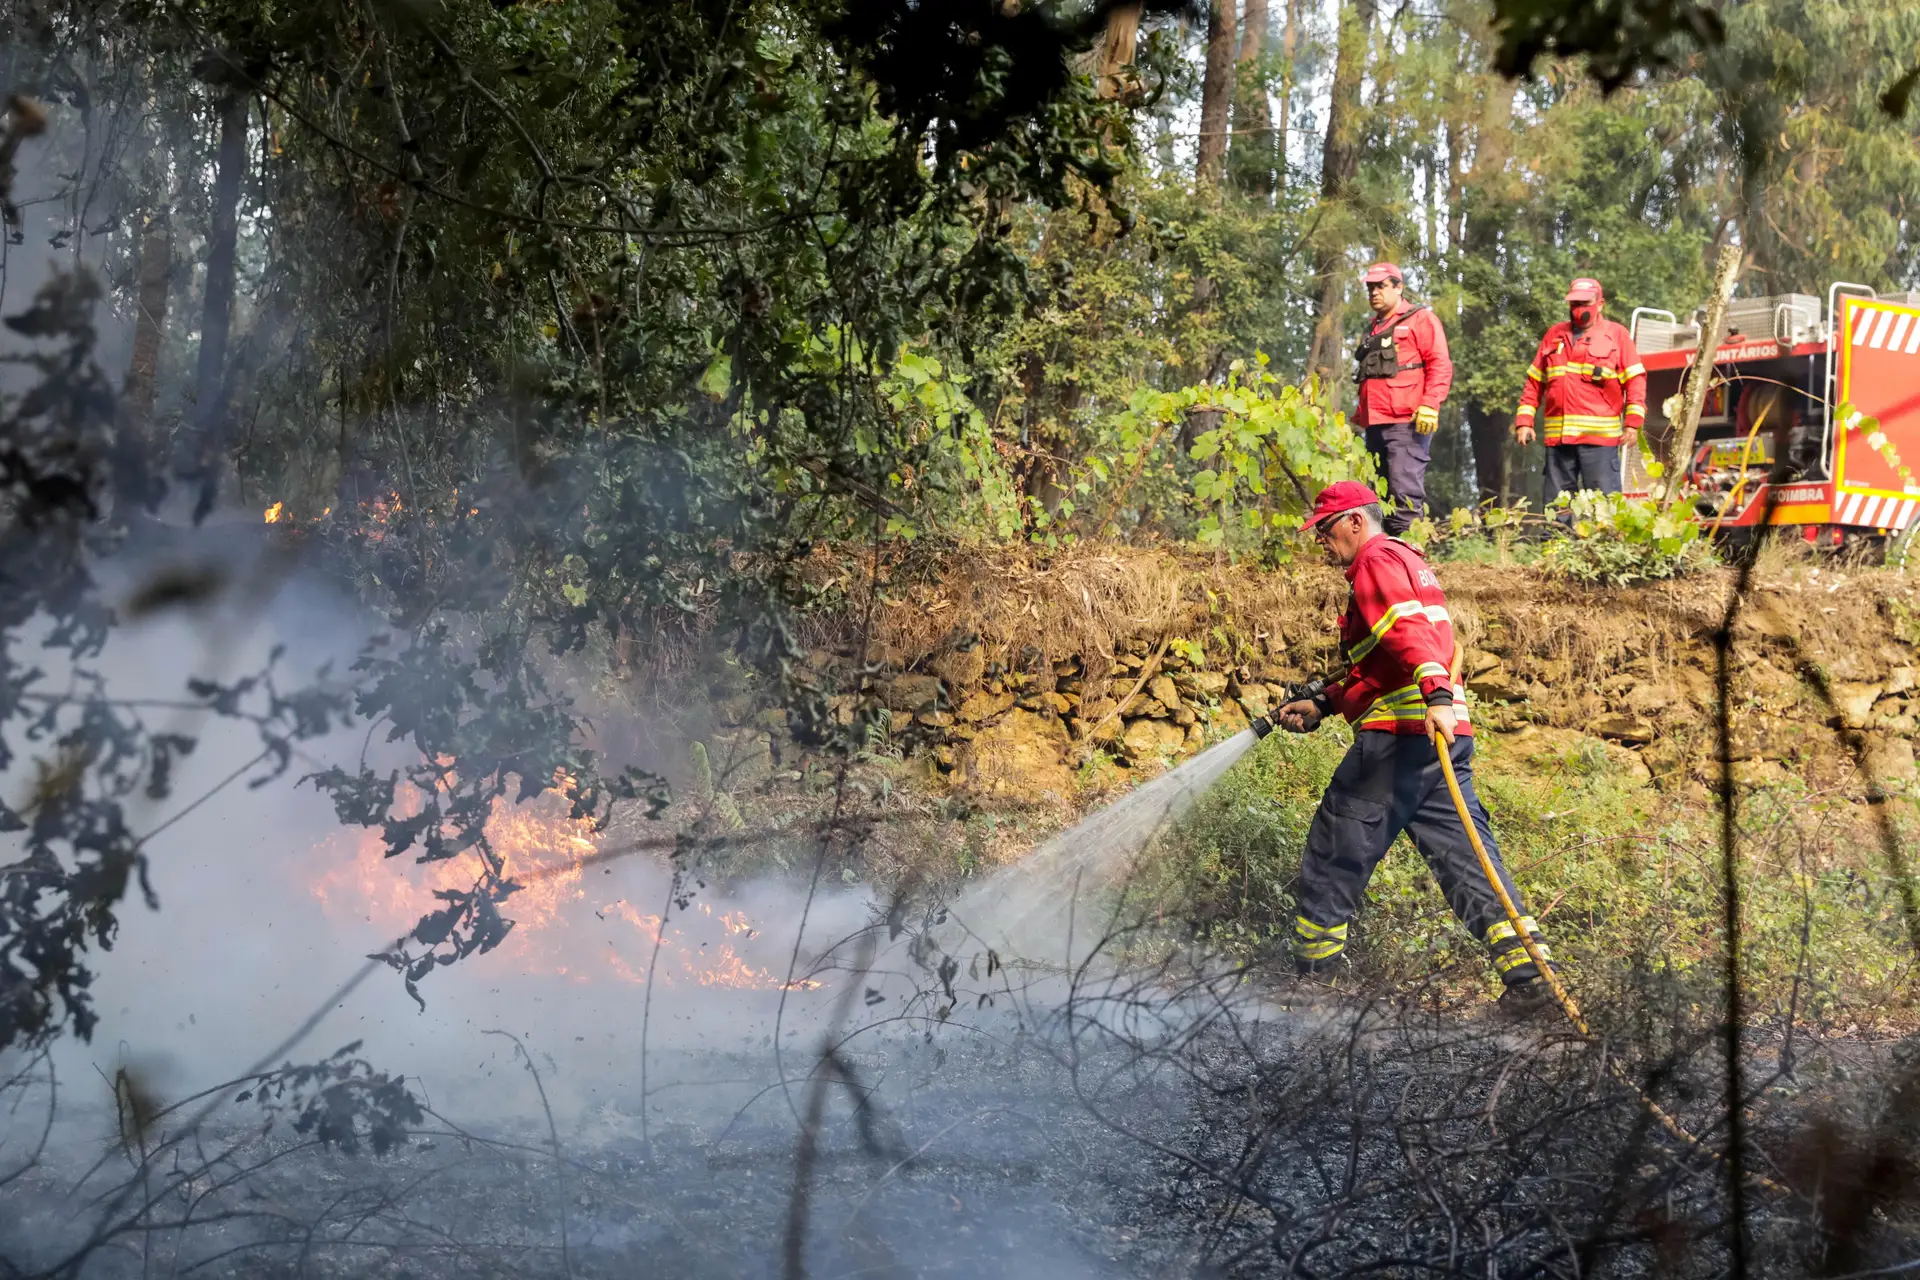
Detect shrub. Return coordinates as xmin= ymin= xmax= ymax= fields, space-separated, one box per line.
xmin=1537 ymin=492 xmax=1716 ymax=585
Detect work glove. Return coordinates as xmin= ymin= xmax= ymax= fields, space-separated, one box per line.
xmin=1274 ymin=699 xmax=1323 ymax=734
xmin=1414 ymin=405 xmax=1440 ymax=435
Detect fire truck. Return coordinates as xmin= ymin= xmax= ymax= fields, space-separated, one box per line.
xmin=1629 ymin=284 xmax=1920 ymax=546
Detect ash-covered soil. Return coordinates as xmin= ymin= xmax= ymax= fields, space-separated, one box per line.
xmin=4 ymin=1021 xmax=1203 ymax=1278
xmin=5 ymin=972 xmax=1913 ymax=1279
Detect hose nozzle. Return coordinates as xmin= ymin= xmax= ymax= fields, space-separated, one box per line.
xmin=1251 ymin=676 xmax=1329 ymax=740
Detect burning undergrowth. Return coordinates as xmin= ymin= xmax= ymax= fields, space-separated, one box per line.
xmin=306 ymin=779 xmax=823 ymax=995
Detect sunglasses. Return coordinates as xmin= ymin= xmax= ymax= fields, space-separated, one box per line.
xmin=1311 ymin=511 xmax=1359 ymax=542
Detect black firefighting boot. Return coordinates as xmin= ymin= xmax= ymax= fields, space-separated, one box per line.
xmin=1496 ymin=975 xmax=1560 ymax=1021
xmin=1487 ymin=915 xmax=1560 ymax=1020
xmin=1292 ymin=952 xmax=1350 ymax=983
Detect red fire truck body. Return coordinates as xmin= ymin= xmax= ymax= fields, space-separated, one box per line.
xmin=1629 ymin=286 xmax=1920 ymax=541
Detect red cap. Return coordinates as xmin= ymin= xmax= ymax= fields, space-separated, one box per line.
xmin=1565 ymin=277 xmax=1604 ymax=302
xmin=1362 ymin=262 xmax=1403 ymax=285
xmin=1303 ymin=481 xmax=1381 ymax=529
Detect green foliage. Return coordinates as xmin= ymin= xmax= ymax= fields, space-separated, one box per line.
xmin=1537 ymin=492 xmax=1716 ymax=585
xmin=1487 ymin=0 xmax=1722 ymax=90
xmin=1076 ymin=360 xmax=1375 ymax=549
xmin=1417 ymin=493 xmax=1712 ymax=584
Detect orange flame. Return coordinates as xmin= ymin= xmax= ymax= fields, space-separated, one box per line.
xmin=308 ymin=781 xmax=819 ymax=991
xmin=263 ymin=501 xmax=285 ymax=524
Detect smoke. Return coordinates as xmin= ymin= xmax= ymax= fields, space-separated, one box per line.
xmin=2 ymin=525 xmax=1222 ymax=1277
xmin=0 ymin=521 xmax=863 ymax=1119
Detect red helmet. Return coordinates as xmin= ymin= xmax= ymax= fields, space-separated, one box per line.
xmin=1303 ymin=481 xmax=1382 ymax=529
xmin=1565 ymin=277 xmax=1604 ymax=303
xmin=1362 ymin=262 xmax=1403 ymax=286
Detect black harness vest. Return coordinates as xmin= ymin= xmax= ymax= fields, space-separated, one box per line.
xmin=1353 ymin=305 xmax=1429 ymax=386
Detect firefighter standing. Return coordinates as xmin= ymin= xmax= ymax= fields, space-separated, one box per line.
xmin=1351 ymin=263 xmax=1454 ymax=536
xmin=1514 ymin=278 xmax=1648 ymax=505
xmin=1272 ymin=482 xmax=1553 ymax=1009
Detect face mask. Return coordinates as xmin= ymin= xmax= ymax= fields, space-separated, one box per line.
xmin=1570 ymin=304 xmax=1595 ymax=329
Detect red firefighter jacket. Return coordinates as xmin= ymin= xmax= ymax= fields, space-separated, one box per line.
xmin=1352 ymin=303 xmax=1454 ymax=427
xmin=1514 ymin=318 xmax=1647 ymax=446
xmin=1323 ymin=535 xmax=1471 ymax=736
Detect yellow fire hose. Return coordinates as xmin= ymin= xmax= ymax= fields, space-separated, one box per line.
xmin=1428 ymin=721 xmax=1787 ymax=1196
xmin=1430 ymin=726 xmax=1587 ymax=1030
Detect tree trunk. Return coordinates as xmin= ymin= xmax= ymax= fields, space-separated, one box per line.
xmin=1305 ymin=0 xmax=1376 ymax=394
xmin=113 ymin=208 xmax=171 ymax=514
xmin=1231 ymin=0 xmax=1272 ymax=197
xmin=1421 ymin=145 xmax=1437 ymax=259
xmin=1661 ymin=243 xmax=1745 ymax=507
xmin=1465 ymin=404 xmax=1511 ymax=504
xmin=184 ymin=90 xmax=248 ymax=517
xmin=1275 ymin=0 xmax=1300 ymax=187
xmin=125 ymin=211 xmax=170 ymax=420
xmin=1457 ymin=81 xmax=1517 ymax=503
xmin=1444 ymin=117 xmax=1464 ymax=251
xmin=1086 ymin=0 xmax=1143 ymax=98
xmin=1195 ymin=0 xmax=1236 ymax=190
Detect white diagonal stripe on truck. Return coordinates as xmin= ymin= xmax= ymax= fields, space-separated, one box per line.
xmin=1869 ymin=310 xmax=1896 ymax=349
xmin=1891 ymin=314 xmax=1915 ymax=354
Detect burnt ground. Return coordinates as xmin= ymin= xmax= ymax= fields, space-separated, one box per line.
xmin=4 ymin=974 xmax=1918 ymax=1279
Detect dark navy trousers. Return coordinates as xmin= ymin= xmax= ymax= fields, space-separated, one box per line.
xmin=1292 ymin=730 xmax=1548 ymax=986
xmin=1362 ymin=421 xmax=1429 ymax=535
xmin=1543 ymin=442 xmax=1622 ymax=507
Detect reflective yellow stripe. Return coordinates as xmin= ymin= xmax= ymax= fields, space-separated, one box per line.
xmin=1543 ymin=415 xmax=1626 ymax=443
xmin=1293 ymin=917 xmax=1349 ymax=961
xmin=1623 ymin=363 xmax=1646 ymax=377
xmin=1485 ymin=916 xmax=1541 ymax=945
xmin=1348 ymin=599 xmax=1424 ymax=662
xmin=1413 ymin=661 xmax=1448 ymax=682
xmin=1543 ymin=363 xmax=1630 ymax=382
xmin=1357 ymin=682 xmax=1473 ymax=728
xmin=1515 ymin=405 xmax=1537 ymax=419
xmin=1524 ymin=366 xmax=1543 ymax=382
xmin=1360 ymin=707 xmax=1427 ymax=724
xmin=1494 ymin=944 xmax=1552 ymax=974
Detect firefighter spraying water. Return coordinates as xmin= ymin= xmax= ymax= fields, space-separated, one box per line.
xmin=1248 ymin=482 xmax=1556 ymax=1012
xmin=973 ymin=482 xmax=1557 ymax=1015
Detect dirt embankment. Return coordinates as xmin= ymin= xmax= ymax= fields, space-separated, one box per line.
xmin=702 ymin=546 xmax=1917 ymax=815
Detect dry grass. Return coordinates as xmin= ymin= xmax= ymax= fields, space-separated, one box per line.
xmin=790 ymin=543 xmax=1913 ymax=702
xmin=814 ymin=544 xmax=1347 ymax=704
